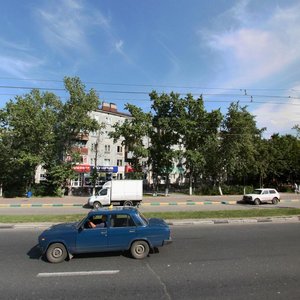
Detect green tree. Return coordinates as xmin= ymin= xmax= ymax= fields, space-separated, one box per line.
xmin=110 ymin=104 xmax=152 ymax=179
xmin=45 ymin=76 xmax=101 ymax=195
xmin=0 ymin=77 xmax=101 ymax=196
xmin=176 ymin=94 xmax=222 ymax=195
xmin=0 ymin=90 xmax=62 ymax=196
xmin=266 ymin=133 xmax=300 ymax=187
xmin=220 ymin=102 xmax=264 ymax=189
xmin=149 ymin=91 xmax=181 ymax=195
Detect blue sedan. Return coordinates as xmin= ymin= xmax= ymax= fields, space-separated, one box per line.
xmin=38 ymin=207 xmax=172 ymax=263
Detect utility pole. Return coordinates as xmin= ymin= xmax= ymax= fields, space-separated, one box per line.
xmin=92 ymin=130 xmax=102 ymax=196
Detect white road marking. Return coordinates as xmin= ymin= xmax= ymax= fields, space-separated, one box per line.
xmin=37 ymin=270 xmax=120 ymax=277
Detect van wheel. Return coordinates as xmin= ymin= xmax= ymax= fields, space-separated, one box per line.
xmin=123 ymin=200 xmax=133 ymax=207
xmin=130 ymin=241 xmax=149 ymax=259
xmin=46 ymin=243 xmax=67 ymax=263
xmin=93 ymin=201 xmax=101 ymax=209
xmin=272 ymin=197 xmax=279 ymax=205
xmin=254 ymin=198 xmax=260 ymax=205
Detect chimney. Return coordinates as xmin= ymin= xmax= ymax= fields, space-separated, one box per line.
xmin=102 ymin=102 xmax=117 ymax=112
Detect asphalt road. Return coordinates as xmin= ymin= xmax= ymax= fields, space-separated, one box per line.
xmin=1 ymin=223 xmax=300 ymax=299
xmin=0 ymin=193 xmax=300 ymax=215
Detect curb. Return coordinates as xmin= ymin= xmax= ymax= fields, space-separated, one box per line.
xmin=1 ymin=216 xmax=299 ymax=229
xmin=167 ymin=216 xmax=300 ymax=226
xmin=0 ymin=199 xmax=299 ymax=208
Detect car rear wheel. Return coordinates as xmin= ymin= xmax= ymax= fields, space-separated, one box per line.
xmin=130 ymin=240 xmax=149 ymax=259
xmin=93 ymin=201 xmax=102 ymax=209
xmin=46 ymin=243 xmax=67 ymax=263
xmin=123 ymin=200 xmax=133 ymax=207
xmin=272 ymin=197 xmax=279 ymax=205
xmin=254 ymin=198 xmax=260 ymax=205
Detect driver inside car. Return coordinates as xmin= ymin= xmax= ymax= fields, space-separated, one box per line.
xmin=88 ymin=215 xmax=107 ymax=228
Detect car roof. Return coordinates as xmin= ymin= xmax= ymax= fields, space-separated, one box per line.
xmin=255 ymin=188 xmax=277 ymax=191
xmin=88 ymin=206 xmax=138 ymax=216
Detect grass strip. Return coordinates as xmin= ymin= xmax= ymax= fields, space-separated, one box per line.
xmin=0 ymin=208 xmax=300 ymax=223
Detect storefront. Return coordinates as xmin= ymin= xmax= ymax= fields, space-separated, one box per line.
xmin=71 ymin=164 xmax=124 ymax=194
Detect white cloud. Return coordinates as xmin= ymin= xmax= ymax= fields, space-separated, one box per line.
xmin=251 ymin=84 xmax=300 ymax=137
xmin=203 ymin=2 xmax=300 ymax=87
xmin=115 ymin=40 xmax=124 ymax=53
xmin=0 ymin=55 xmax=43 ymax=78
xmin=36 ymin=0 xmax=111 ymax=55
xmin=252 ymin=100 xmax=300 ymax=137
xmin=37 ymin=3 xmax=87 ymax=53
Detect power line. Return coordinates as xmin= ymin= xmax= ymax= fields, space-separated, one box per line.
xmin=1 ymin=76 xmax=300 ymax=93
xmin=1 ymin=84 xmax=300 ymax=106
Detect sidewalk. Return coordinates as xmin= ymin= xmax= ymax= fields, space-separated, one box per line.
xmin=0 ymin=193 xmax=298 ymax=206
xmin=0 ymin=193 xmax=242 ymax=204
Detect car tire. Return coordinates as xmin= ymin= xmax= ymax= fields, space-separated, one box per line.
xmin=254 ymin=198 xmax=260 ymax=205
xmin=130 ymin=240 xmax=149 ymax=259
xmin=93 ymin=201 xmax=101 ymax=209
xmin=272 ymin=197 xmax=279 ymax=205
xmin=46 ymin=243 xmax=68 ymax=263
xmin=123 ymin=200 xmax=133 ymax=207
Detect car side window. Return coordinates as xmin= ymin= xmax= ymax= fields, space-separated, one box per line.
xmin=269 ymin=190 xmax=275 ymax=194
xmin=262 ymin=190 xmax=268 ymax=194
xmin=110 ymin=214 xmax=136 ymax=228
xmin=84 ymin=214 xmax=107 ymax=229
xmin=100 ymin=189 xmax=107 ymax=196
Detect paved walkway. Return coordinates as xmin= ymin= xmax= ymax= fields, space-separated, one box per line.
xmin=0 ymin=193 xmax=299 ymax=207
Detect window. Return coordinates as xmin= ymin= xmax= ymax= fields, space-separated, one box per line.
xmin=117 ymin=159 xmax=123 ymax=166
xmin=105 ymin=145 xmax=111 ymax=153
xmin=110 ymin=214 xmax=136 ymax=227
xmin=117 ymin=146 xmax=123 ymax=153
xmin=100 ymin=189 xmax=107 ymax=196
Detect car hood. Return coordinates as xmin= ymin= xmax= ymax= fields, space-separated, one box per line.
xmin=44 ymin=222 xmax=78 ymax=234
xmin=148 ymin=218 xmax=168 ymax=227
xmin=244 ymin=194 xmax=257 ymax=197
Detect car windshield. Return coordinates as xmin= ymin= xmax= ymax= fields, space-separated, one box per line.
xmin=253 ymin=190 xmax=263 ymax=195
xmin=77 ymin=215 xmax=88 ymax=229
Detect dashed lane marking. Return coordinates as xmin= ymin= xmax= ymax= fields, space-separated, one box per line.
xmin=37 ymin=270 xmax=120 ymax=277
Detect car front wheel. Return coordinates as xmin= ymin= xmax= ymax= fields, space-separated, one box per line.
xmin=130 ymin=240 xmax=149 ymax=259
xmin=254 ymin=198 xmax=260 ymax=205
xmin=93 ymin=201 xmax=102 ymax=209
xmin=272 ymin=197 xmax=279 ymax=205
xmin=46 ymin=243 xmax=68 ymax=263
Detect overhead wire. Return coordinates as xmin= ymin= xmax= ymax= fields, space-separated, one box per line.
xmin=0 ymin=79 xmax=300 ymax=107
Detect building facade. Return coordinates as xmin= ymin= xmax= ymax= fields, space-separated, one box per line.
xmin=70 ymin=102 xmax=132 ymax=194
xmin=35 ymin=102 xmax=185 ymax=195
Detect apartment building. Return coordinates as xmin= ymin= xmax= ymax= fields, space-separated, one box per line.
xmin=35 ymin=102 xmax=185 ymax=195
xmin=70 ymin=102 xmax=132 ymax=193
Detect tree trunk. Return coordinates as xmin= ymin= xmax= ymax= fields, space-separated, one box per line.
xmin=189 ymin=174 xmax=193 ymax=195
xmin=165 ymin=174 xmax=169 ymax=196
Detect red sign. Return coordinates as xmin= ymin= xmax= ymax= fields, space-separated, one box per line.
xmin=73 ymin=164 xmax=91 ymax=173
xmin=125 ymin=164 xmax=134 ymax=173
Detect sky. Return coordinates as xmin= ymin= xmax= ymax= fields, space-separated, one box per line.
xmin=1 ymin=0 xmax=300 ymax=137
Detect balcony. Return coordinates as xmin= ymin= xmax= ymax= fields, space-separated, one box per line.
xmin=71 ymin=147 xmax=88 ymax=155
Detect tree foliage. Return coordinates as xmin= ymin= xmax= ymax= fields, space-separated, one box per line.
xmin=220 ymin=102 xmax=265 ymax=183
xmin=110 ymin=103 xmax=152 ymax=175
xmin=0 ymin=77 xmax=100 ymax=196
xmin=1 ymin=78 xmax=299 ymax=197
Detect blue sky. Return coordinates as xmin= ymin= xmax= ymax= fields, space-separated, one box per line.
xmin=1 ymin=0 xmax=300 ymax=137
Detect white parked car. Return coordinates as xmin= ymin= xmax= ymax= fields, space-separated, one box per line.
xmin=243 ymin=188 xmax=280 ymax=205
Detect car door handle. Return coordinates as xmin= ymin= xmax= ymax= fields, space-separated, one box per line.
xmin=129 ymin=229 xmax=136 ymax=233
